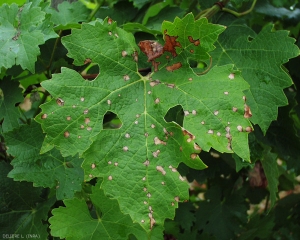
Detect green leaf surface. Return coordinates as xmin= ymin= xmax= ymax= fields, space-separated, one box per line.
xmin=239 ymin=213 xmax=275 ymax=240
xmin=0 ymin=78 xmax=23 ymax=132
xmin=0 ymin=161 xmax=55 ymax=237
xmin=261 ymin=148 xmax=279 ymax=209
xmin=4 ymin=121 xmax=84 ymax=200
xmin=211 ymin=21 xmax=300 ymax=133
xmin=129 ymin=0 xmax=150 ymax=9
xmin=194 ymin=187 xmax=248 ymax=240
xmin=47 ymin=1 xmax=89 ymax=30
xmin=49 ymin=181 xmax=160 ymax=240
xmin=0 ymin=2 xmax=50 ymax=73
xmin=174 ymin=202 xmax=196 ymax=231
xmin=36 ymin=14 xmax=254 ymax=232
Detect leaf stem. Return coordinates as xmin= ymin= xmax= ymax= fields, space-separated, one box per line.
xmin=87 ymin=0 xmax=104 ymax=22
xmin=196 ymin=0 xmax=230 ymax=19
xmin=195 ymin=0 xmax=256 ymax=19
xmin=46 ymin=30 xmax=63 ymax=78
xmin=264 ymin=193 xmax=270 ymax=214
xmin=222 ymin=0 xmax=257 ymax=17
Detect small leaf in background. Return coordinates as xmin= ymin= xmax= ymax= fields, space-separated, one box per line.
xmin=46 ymin=1 xmax=89 ymax=30
xmin=5 ymin=121 xmax=84 ymax=200
xmin=0 ymin=78 xmax=23 ymax=132
xmin=0 ymin=1 xmax=55 ymax=73
xmin=194 ymin=186 xmax=248 ymax=240
xmin=0 ymin=161 xmax=55 ymax=237
xmin=261 ymin=148 xmax=279 ymax=209
xmin=211 ymin=21 xmax=300 ymax=133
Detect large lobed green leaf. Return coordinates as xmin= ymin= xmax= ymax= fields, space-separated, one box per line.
xmin=36 ymin=14 xmax=253 ymax=233
xmin=4 ymin=121 xmax=84 ymax=200
xmin=211 ymin=20 xmax=300 ymax=133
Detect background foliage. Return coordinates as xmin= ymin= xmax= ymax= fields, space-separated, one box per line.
xmin=1 ymin=0 xmax=300 ymax=239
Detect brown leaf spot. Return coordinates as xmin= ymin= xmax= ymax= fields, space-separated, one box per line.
xmin=85 ymin=118 xmax=90 ymax=124
xmin=245 ymin=126 xmax=253 ymax=132
xmin=163 ymin=33 xmax=182 ymax=57
xmin=244 ymin=104 xmax=252 ymax=118
xmin=64 ymin=131 xmax=70 ymax=138
xmin=156 ymin=166 xmax=166 ymax=175
xmin=121 ymin=51 xmax=127 ymax=57
xmin=41 ymin=114 xmax=48 ymax=119
xmin=166 ymin=62 xmax=182 ymax=72
xmin=237 ymin=125 xmax=243 ymax=132
xmin=84 ymin=58 xmax=92 ymax=64
xmin=56 ymin=98 xmax=64 ymax=106
xmin=132 ymin=51 xmax=138 ymax=62
xmin=188 ymin=36 xmax=200 ymax=46
xmin=107 ymin=17 xmax=113 ymax=24
xmin=138 ymin=40 xmax=164 ymax=62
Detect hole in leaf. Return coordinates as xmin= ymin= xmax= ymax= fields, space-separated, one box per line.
xmin=82 ymin=64 xmax=100 ymax=81
xmin=248 ymin=36 xmax=254 ymax=42
xmin=164 ymin=105 xmax=184 ymax=126
xmin=103 ymin=111 xmax=122 ymax=129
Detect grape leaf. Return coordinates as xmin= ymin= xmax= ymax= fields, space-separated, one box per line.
xmin=0 ymin=161 xmax=55 ymax=237
xmin=49 ymin=181 xmax=160 ymax=240
xmin=36 ymin=14 xmax=253 ymax=232
xmin=211 ymin=21 xmax=300 ymax=133
xmin=129 ymin=0 xmax=150 ymax=9
xmin=0 ymin=2 xmax=55 ymax=73
xmin=4 ymin=121 xmax=84 ymax=200
xmin=194 ymin=186 xmax=248 ymax=240
xmin=46 ymin=1 xmax=89 ymax=30
xmin=0 ymin=78 xmax=23 ymax=132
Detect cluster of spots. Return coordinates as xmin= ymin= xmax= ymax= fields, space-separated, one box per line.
xmin=171 ymin=196 xmax=180 ymax=207
xmin=149 ymin=208 xmax=156 ymax=230
xmin=132 ymin=51 xmax=138 ymax=62
xmin=183 ymin=129 xmax=195 ymax=143
xmin=163 ymin=128 xmax=174 ymax=141
xmin=169 ymin=165 xmax=177 ymax=172
xmin=225 ymin=126 xmax=232 ymax=151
